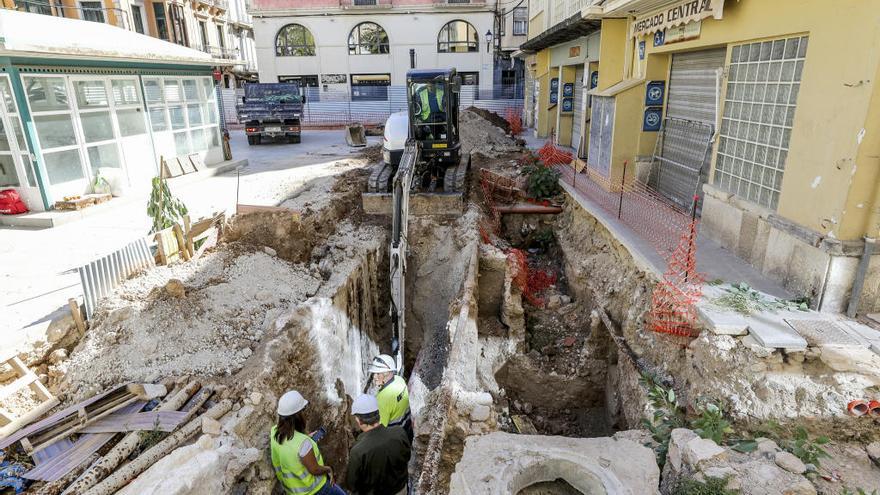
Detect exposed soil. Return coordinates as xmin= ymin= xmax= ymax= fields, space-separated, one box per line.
xmin=519 ymin=480 xmax=584 ymax=495
xmin=465 ymin=106 xmax=511 ymax=134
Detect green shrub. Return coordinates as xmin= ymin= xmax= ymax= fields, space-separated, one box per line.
xmin=692 ymin=403 xmax=734 ymax=445
xmin=640 ymin=372 xmax=686 ymax=467
xmin=784 ymin=427 xmax=830 ymax=467
xmin=522 ymin=164 xmax=561 ymax=199
xmin=147 ymin=176 xmax=188 ymax=234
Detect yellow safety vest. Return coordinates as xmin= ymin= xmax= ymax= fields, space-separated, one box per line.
xmin=417 ymin=86 xmax=444 ymax=121
xmin=270 ymin=426 xmax=327 ymax=495
xmin=377 ymin=374 xmax=410 ymax=427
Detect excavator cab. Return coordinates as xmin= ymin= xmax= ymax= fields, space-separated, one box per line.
xmin=408 ymin=68 xmax=461 ymax=170
xmin=367 ymin=68 xmax=469 ymax=194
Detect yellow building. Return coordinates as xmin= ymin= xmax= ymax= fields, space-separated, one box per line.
xmin=519 ymin=0 xmax=601 ymax=156
xmin=547 ymin=0 xmax=880 ymax=314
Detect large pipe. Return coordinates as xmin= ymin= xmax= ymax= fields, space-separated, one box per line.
xmin=847 ymin=236 xmax=876 ymax=317
xmin=495 ymin=204 xmax=563 ymax=214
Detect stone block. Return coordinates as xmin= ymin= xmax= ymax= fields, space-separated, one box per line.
xmin=697 ymin=304 xmax=749 ymax=336
xmin=470 ymin=405 xmax=491 ymax=422
xmin=783 ymin=479 xmax=817 ymax=495
xmin=668 ymin=429 xmax=699 ymax=472
xmin=818 ymin=344 xmax=880 ymax=373
xmin=448 ymin=432 xmax=659 ymax=494
xmin=202 ymin=417 xmax=222 ymax=436
xmin=747 ymin=315 xmax=807 ymax=351
xmin=774 ymin=451 xmax=806 ymax=474
xmin=683 ymin=437 xmax=726 ymax=468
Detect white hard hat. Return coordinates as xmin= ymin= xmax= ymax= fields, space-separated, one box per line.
xmin=368 ymin=354 xmax=397 ymax=374
xmin=277 ymin=390 xmax=308 ymax=416
xmin=351 ymin=394 xmax=379 ymax=415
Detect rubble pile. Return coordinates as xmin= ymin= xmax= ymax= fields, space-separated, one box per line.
xmin=459 ymin=108 xmax=521 ymax=157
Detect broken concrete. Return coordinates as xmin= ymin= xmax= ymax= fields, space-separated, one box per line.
xmin=448 ymin=432 xmax=660 ymax=494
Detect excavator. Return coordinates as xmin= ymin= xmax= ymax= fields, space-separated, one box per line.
xmin=366 ymin=68 xmax=471 ymax=373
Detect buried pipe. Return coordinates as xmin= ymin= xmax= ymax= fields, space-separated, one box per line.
xmin=846 ymin=236 xmax=876 ymax=318
xmin=495 ymin=204 xmax=563 ymax=215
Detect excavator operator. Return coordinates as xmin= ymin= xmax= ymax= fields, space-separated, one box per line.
xmin=413 ymin=81 xmax=446 ymax=140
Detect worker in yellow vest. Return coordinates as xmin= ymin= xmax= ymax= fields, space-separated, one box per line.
xmin=368 ymin=354 xmax=412 ymax=441
xmin=270 ymin=391 xmax=346 ymax=495
xmin=414 ymin=82 xmax=446 ymax=140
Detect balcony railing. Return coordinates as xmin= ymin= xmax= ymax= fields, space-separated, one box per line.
xmin=13 ymin=0 xmax=132 ymax=30
xmin=202 ymin=45 xmax=239 ymax=60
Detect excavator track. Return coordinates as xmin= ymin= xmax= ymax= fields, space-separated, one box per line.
xmin=443 ymin=154 xmax=471 ymax=193
xmin=368 ymin=161 xmax=396 ymax=193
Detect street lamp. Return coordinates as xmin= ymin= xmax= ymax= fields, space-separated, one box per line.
xmin=485 ymin=30 xmax=492 ymax=52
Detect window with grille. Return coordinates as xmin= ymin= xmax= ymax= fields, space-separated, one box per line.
xmin=714 ymin=35 xmax=808 ymax=210
xmin=513 ymin=7 xmax=528 ymax=36
xmin=348 ymin=22 xmax=389 ymax=55
xmin=276 ymin=24 xmax=316 ymax=57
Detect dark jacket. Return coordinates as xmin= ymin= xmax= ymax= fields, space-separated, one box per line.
xmin=345 ymin=425 xmax=411 ymax=495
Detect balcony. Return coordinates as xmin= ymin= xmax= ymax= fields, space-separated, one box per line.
xmin=12 ymin=0 xmax=133 ymax=30
xmin=203 ymin=45 xmax=239 ymax=60
xmin=433 ymin=0 xmax=486 ymax=5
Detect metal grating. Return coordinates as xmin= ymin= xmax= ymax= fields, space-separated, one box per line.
xmin=78 ymin=237 xmax=154 ymax=319
xmin=785 ymin=319 xmax=863 ymax=347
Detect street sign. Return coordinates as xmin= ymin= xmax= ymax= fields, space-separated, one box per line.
xmin=643 ymin=107 xmax=663 ymax=132
xmin=645 ymin=80 xmax=665 ymax=106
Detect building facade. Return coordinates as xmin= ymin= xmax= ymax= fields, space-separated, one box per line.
xmin=519 ymin=0 xmax=601 ymax=154
xmin=250 ymin=0 xmax=523 ymax=99
xmin=543 ymin=0 xmax=880 ymax=314
xmin=0 ymin=10 xmax=229 ymax=212
xmin=2 ymin=0 xmax=258 ymax=84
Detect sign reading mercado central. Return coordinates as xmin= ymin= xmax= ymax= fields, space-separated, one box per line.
xmin=631 ymin=0 xmax=725 ymax=38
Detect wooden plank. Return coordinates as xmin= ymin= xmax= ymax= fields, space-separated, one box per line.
xmin=178 ymin=155 xmax=195 ymax=174
xmin=189 ymin=154 xmax=205 ymax=171
xmin=68 ymin=298 xmax=86 ymax=337
xmin=172 ymin=224 xmax=191 ymax=262
xmin=0 ymin=397 xmax=59 ymax=440
xmin=0 ymin=406 xmax=15 ymax=425
xmin=79 ymin=410 xmax=189 ymax=434
xmin=0 ymin=373 xmax=37 ymax=401
xmin=18 ymin=390 xmax=133 ymax=451
xmin=28 ymin=374 xmax=54 ymax=402
xmin=165 ymin=157 xmax=184 ymax=177
xmin=183 ymin=215 xmax=194 ymax=258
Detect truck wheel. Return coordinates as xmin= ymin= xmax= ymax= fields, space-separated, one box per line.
xmin=247 ymin=135 xmax=261 ymax=145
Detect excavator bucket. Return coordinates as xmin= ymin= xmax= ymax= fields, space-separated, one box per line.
xmin=345 ymin=123 xmax=367 ymax=147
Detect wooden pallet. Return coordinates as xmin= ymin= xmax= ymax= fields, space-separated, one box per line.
xmin=54 ymin=196 xmax=95 ymax=211
xmin=0 ymin=354 xmax=59 ymax=440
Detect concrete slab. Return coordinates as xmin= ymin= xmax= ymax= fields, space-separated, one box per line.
xmin=448 ymin=432 xmax=660 ymax=495
xmin=747 ymin=315 xmax=808 ymax=351
xmin=361 ymin=192 xmax=464 ymax=216
xmin=697 ymin=303 xmax=749 ymax=336
xmin=785 ymin=319 xmax=863 ymax=346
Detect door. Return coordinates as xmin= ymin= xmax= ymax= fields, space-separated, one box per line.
xmin=652 ymin=47 xmax=726 ymax=210
xmin=0 ymin=75 xmax=42 ymax=210
xmin=587 ymin=95 xmax=614 ymax=178
xmin=571 ymin=66 xmax=585 ymax=158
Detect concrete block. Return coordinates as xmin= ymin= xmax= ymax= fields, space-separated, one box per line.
xmin=668 ymin=429 xmax=699 ymax=472
xmin=683 ymin=437 xmax=726 ymax=468
xmin=700 ymin=194 xmax=743 ymax=251
xmin=470 ymin=404 xmax=491 ymax=422
xmin=448 ymin=432 xmax=660 ymax=494
xmin=747 ymin=315 xmax=807 ymax=351
xmin=697 ymin=304 xmax=749 ymax=336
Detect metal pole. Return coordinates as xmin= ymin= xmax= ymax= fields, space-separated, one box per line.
xmin=409 ymin=49 xmax=416 ymax=69
xmin=618 ymin=160 xmax=627 ymax=219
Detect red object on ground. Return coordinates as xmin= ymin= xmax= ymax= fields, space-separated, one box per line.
xmin=847 ymin=399 xmax=869 ymax=416
xmin=867 ymin=400 xmax=880 ymax=416
xmin=537 ymin=140 xmax=573 ymax=166
xmin=0 ymin=188 xmax=28 ymax=215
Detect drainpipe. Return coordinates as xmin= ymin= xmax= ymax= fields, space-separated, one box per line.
xmin=846 ymin=236 xmax=876 ymax=318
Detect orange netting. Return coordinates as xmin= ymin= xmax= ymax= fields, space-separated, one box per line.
xmin=508 ymin=248 xmax=550 ymax=307
xmin=505 ymin=108 xmax=523 ymax=136
xmin=647 ymin=215 xmax=704 ymax=337
xmin=537 ymin=140 xmax=573 ymax=166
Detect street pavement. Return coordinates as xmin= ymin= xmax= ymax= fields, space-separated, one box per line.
xmin=0 ymin=129 xmax=379 ymax=350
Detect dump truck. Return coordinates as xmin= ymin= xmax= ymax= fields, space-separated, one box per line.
xmin=237 ymin=83 xmax=302 ymax=145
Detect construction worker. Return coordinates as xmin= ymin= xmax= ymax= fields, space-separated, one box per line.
xmin=414 ymin=81 xmax=446 ymax=139
xmin=270 ymin=391 xmax=345 ymax=495
xmin=345 ymin=394 xmax=411 ymax=495
xmin=368 ymin=354 xmax=412 ymax=440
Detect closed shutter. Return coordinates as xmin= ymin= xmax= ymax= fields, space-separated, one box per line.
xmin=652 ymin=47 xmax=726 ymax=211
xmin=666 ymin=47 xmax=726 ymax=125
xmin=571 ymin=67 xmax=585 ymax=157
xmin=587 ymin=95 xmax=614 ymax=178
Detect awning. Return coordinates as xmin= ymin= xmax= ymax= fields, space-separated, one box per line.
xmin=519 ymin=12 xmax=601 ymax=53
xmin=630 ymin=0 xmax=725 ymax=38
xmin=589 ymin=78 xmax=644 ymax=97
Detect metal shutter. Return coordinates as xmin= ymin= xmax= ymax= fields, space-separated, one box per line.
xmin=587 ymin=95 xmax=614 ymax=178
xmin=652 ymin=47 xmax=726 ymax=211
xmin=666 ymin=48 xmax=726 ymax=125
xmin=571 ymin=67 xmax=585 ymax=157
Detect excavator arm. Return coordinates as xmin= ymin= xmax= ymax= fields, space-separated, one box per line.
xmin=389 ymin=139 xmax=420 ymax=373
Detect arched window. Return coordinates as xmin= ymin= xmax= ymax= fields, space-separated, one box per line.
xmin=348 ymin=22 xmax=389 ymax=55
xmin=437 ymin=20 xmax=478 ymax=53
xmin=276 ymin=24 xmax=315 ymax=57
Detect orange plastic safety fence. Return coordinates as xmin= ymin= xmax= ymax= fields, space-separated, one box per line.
xmin=505 ymin=108 xmax=523 ymax=136
xmin=647 ymin=218 xmax=704 ymax=337
xmin=537 ymin=140 xmax=573 ymax=166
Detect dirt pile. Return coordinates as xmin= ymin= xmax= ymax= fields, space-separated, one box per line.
xmin=465 ymin=106 xmax=511 ymax=134
xmin=459 ymin=108 xmax=521 ymax=157
xmin=59 ymin=247 xmax=323 ymax=400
